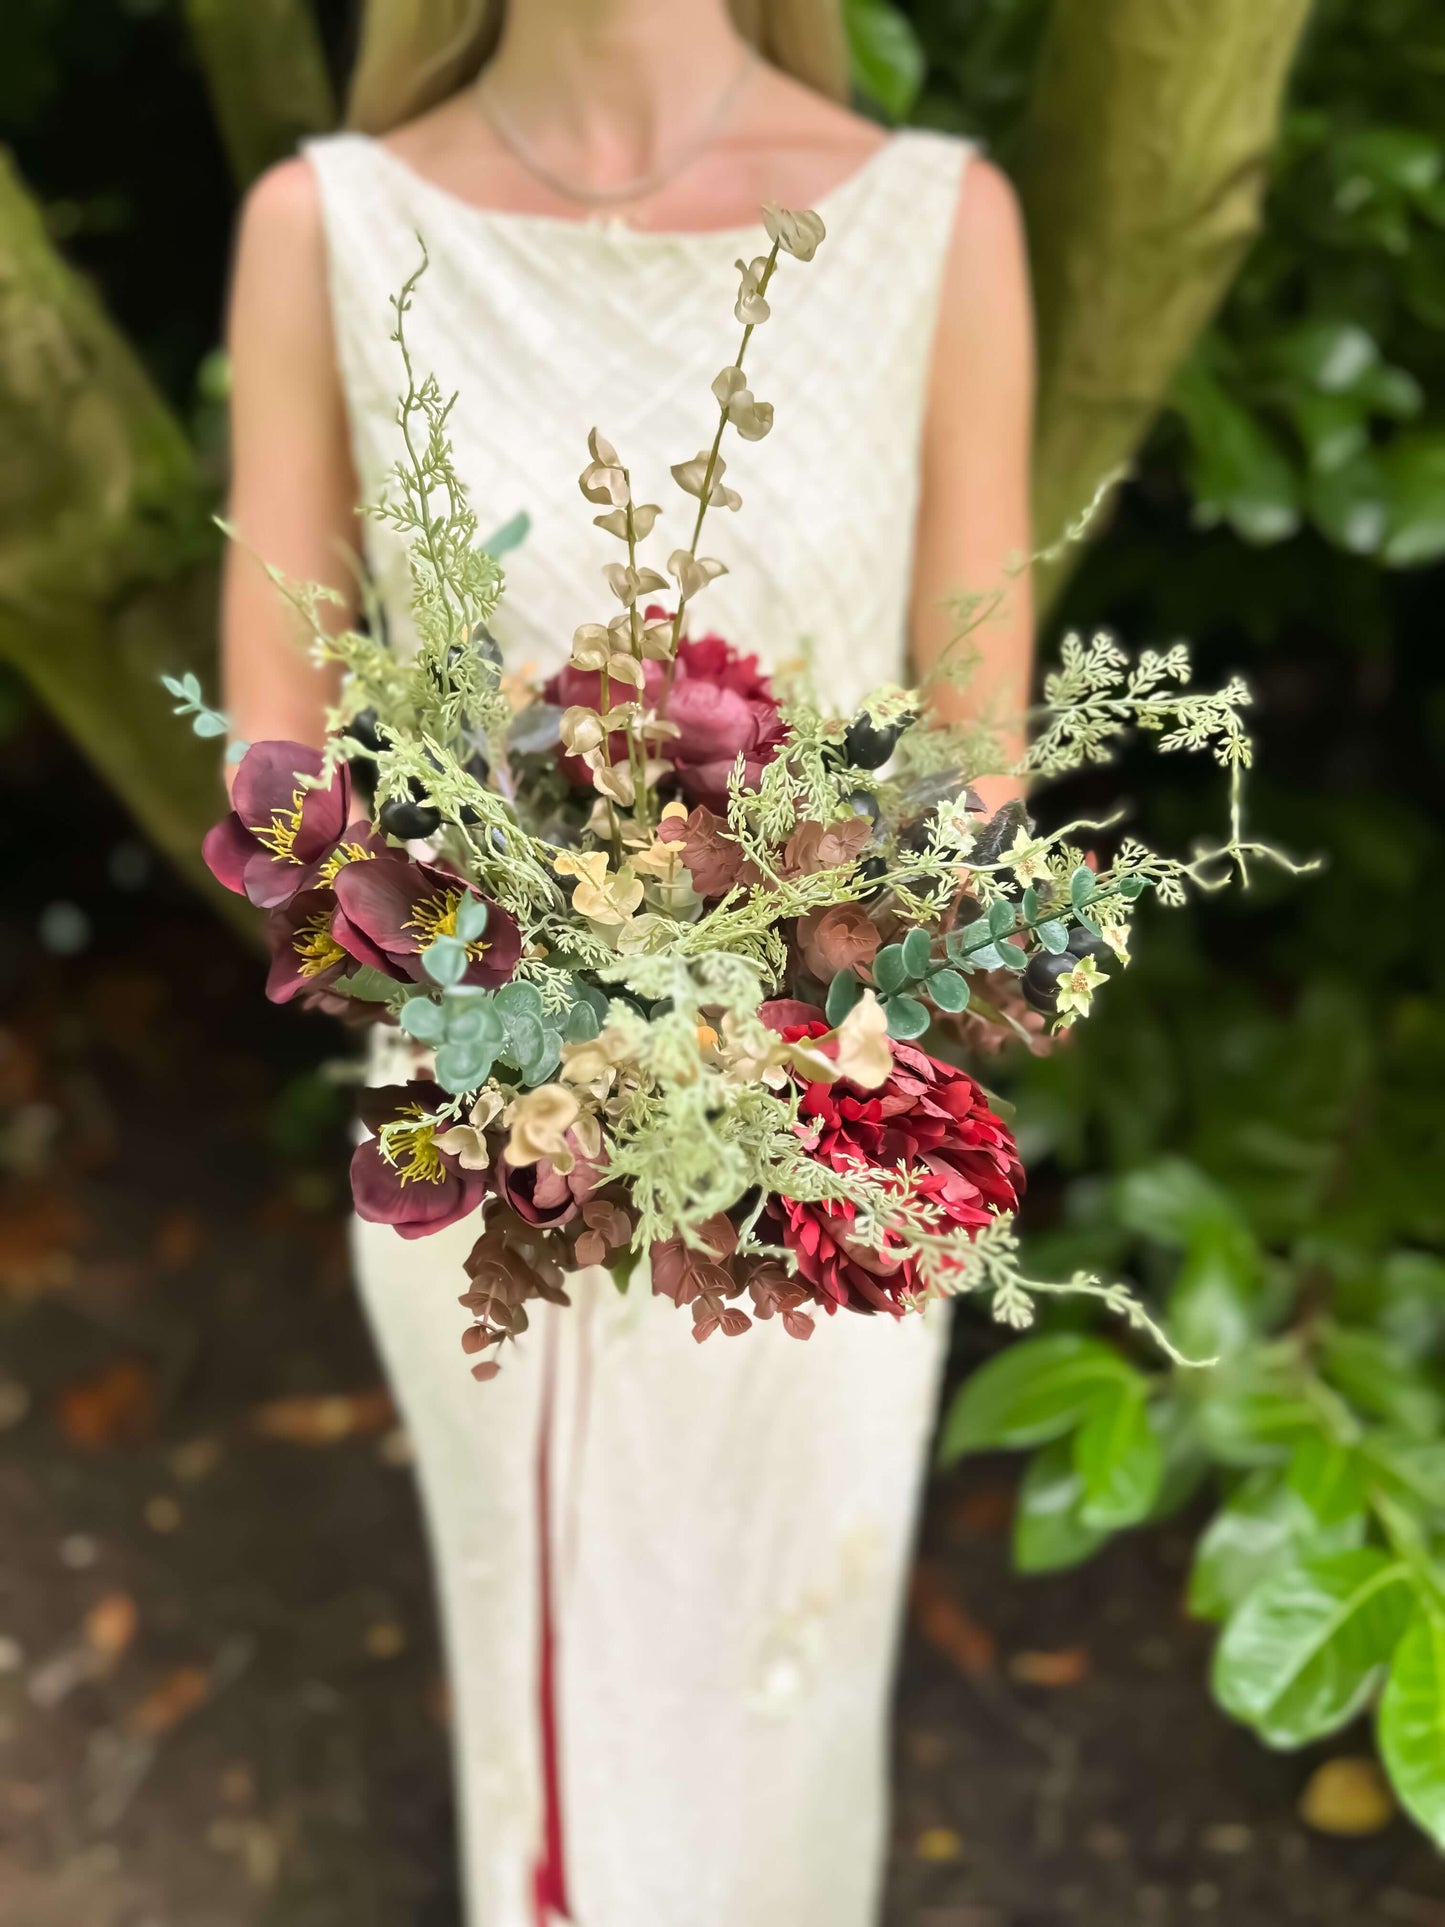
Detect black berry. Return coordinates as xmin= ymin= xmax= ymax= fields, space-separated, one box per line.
xmin=843 ymin=713 xmax=908 ymax=770
xmin=346 ymin=708 xmax=388 ymax=755
xmin=1022 ymin=949 xmax=1074 ymax=1014
xmin=379 ymin=796 xmax=441 ymax=841
xmin=854 ymin=855 xmax=888 ymax=901
xmin=1067 ymin=925 xmax=1111 ymax=965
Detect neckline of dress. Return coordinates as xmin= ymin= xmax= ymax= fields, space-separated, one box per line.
xmin=355 ymin=129 xmax=909 ymax=248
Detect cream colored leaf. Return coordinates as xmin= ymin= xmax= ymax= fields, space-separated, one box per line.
xmin=607 ymin=652 xmax=645 ymax=688
xmin=569 ymin=624 xmax=611 ymax=670
xmin=833 ymin=990 xmax=892 ymax=1089
xmin=559 ymin=705 xmax=605 ymax=756
xmin=592 ymin=508 xmax=630 ymax=540
xmin=763 ymin=203 xmax=826 ymax=262
xmin=588 ymin=428 xmax=620 ymax=468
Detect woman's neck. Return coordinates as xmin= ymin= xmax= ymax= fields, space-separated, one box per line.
xmin=482 ymin=0 xmax=750 ymax=190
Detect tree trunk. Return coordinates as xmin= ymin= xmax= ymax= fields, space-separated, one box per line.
xmin=1019 ymin=0 xmax=1313 ymax=609
xmin=0 ymin=151 xmax=237 ymax=917
xmin=183 ymin=0 xmax=336 ymax=189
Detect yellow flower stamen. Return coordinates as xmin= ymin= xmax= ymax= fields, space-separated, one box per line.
xmin=250 ymin=786 xmax=307 ymax=863
xmin=381 ymin=1104 xmax=445 ymax=1186
xmin=405 ymin=889 xmax=489 ymax=960
xmin=293 ymin=912 xmax=345 ymax=978
xmin=316 ymin=840 xmax=375 ymax=886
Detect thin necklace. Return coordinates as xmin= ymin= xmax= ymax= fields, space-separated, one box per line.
xmin=475 ymin=46 xmax=758 ymax=210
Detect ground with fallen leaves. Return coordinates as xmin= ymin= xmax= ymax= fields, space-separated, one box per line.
xmin=2 ymin=722 xmax=1441 ymax=1926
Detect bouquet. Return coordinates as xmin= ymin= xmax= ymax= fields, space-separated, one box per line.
xmin=179 ymin=204 xmax=1301 ymax=1381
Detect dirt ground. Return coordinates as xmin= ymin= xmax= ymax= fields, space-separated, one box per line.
xmin=2 ymin=720 xmax=1441 ymax=1927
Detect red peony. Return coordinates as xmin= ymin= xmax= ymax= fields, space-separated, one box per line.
xmin=760 ymin=1013 xmax=1024 ymax=1317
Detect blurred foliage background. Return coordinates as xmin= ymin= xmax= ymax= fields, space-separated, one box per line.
xmin=1 ymin=0 xmax=1442 ymax=1851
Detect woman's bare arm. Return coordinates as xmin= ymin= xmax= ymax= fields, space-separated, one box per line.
xmin=221 ymin=157 xmax=359 ymax=758
xmin=910 ymin=155 xmax=1036 ymax=808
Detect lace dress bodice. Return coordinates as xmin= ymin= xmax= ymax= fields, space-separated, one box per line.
xmin=307 ymin=130 xmax=969 ymax=709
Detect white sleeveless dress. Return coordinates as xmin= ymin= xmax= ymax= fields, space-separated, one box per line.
xmin=306 ymin=128 xmax=972 ymax=1927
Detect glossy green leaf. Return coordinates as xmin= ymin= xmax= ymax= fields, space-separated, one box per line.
xmin=1288 ymin=1434 xmax=1368 ymax=1529
xmin=938 ymin=1334 xmax=1136 ymax=1463
xmin=1166 ymin=1224 xmax=1265 ymax=1360
xmin=1069 ymin=866 xmax=1096 ymax=910
xmin=1306 ymin=452 xmax=1388 ymax=554
xmin=1360 ymin=1436 xmax=1445 ymax=1516
xmin=1320 ymin=1323 xmax=1442 ymax=1439
xmin=1174 ymin=358 xmax=1301 ymax=544
xmin=1195 ymin=1373 xmax=1319 ymax=1469
xmin=1073 ymin=1382 xmax=1163 ymax=1529
xmin=1381 ymin=433 xmax=1445 ymax=566
xmin=1379 ymin=1608 xmax=1445 ymax=1848
xmin=1212 ymin=1548 xmax=1414 ymax=1747
xmin=1013 ymin=1437 xmax=1110 ymax=1575
xmin=844 ymin=0 xmax=925 ymax=121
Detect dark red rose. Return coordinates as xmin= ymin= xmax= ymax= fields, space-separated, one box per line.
xmin=203 ymin=741 xmax=353 ymax=908
xmin=662 ymin=676 xmax=787 ymax=812
xmin=543 ymin=658 xmax=668 ymax=788
xmin=674 ymin=631 xmax=773 ymax=701
xmin=759 ymin=1017 xmax=1024 ymax=1317
xmin=332 ymin=855 xmax=521 ymax=988
xmin=351 ymin=1082 xmax=490 ymax=1240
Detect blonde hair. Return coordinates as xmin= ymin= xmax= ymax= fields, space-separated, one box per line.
xmin=346 ymin=0 xmax=849 ymax=136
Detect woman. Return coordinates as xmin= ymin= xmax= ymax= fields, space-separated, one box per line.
xmin=222 ymin=1 xmax=1033 ymax=1921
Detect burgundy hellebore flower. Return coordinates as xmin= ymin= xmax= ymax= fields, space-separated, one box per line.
xmin=759 ymin=1010 xmax=1024 ymax=1316
xmin=332 ymin=854 xmax=521 ymax=988
xmin=203 ymin=741 xmax=353 ymax=908
xmin=351 ymin=1082 xmax=490 ymax=1240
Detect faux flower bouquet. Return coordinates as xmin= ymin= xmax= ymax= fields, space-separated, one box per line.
xmin=179 ymin=204 xmax=1299 ymax=1380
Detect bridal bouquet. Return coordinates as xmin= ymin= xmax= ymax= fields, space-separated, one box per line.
xmin=181 ymin=205 xmax=1298 ymax=1380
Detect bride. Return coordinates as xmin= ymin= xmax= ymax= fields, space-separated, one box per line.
xmin=221 ymin=1 xmax=1033 ymax=1921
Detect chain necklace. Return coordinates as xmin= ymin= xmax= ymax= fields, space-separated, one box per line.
xmin=475 ymin=46 xmax=758 ymax=210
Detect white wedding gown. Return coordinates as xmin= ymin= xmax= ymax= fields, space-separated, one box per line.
xmin=306 ymin=126 xmax=972 ymax=1927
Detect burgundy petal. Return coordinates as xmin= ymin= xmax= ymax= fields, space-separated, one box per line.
xmin=231 ymin=740 xmax=322 ymax=827
xmin=201 ymin=812 xmax=255 ymax=895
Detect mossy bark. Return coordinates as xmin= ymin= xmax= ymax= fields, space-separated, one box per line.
xmin=183 ymin=0 xmax=337 ymax=189
xmin=1019 ymin=0 xmax=1314 ymax=608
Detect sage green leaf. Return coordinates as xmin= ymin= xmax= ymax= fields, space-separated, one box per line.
xmin=1288 ymin=1434 xmax=1368 ymax=1530
xmin=901 ymin=926 xmax=933 ymax=977
xmin=454 ymin=895 xmax=490 ymax=942
xmin=422 ymin=935 xmax=467 ymax=987
xmin=938 ymin=1334 xmax=1136 ymax=1463
xmin=1212 ymin=1549 xmax=1415 ymax=1747
xmin=434 ymin=1040 xmax=495 ymax=1095
xmin=331 ymin=966 xmax=406 ymax=1002
xmin=987 ymin=898 xmax=1015 ymax=940
xmin=884 ymin=994 xmax=929 ymax=1041
xmin=1069 ymin=866 xmax=1096 ymax=910
xmin=1036 ymin=919 xmax=1070 ymax=954
xmin=399 ymin=998 xmax=448 ymax=1047
xmin=482 ymin=508 xmax=531 ymax=557
xmin=873 ymin=944 xmax=908 ymax=994
xmin=1013 ymin=1437 xmax=1110 ymax=1574
xmin=563 ymin=999 xmax=601 ymax=1043
xmin=1073 ymin=1382 xmax=1164 ymax=1530
xmin=493 ymin=979 xmax=544 ymax=1022
xmin=927 ymin=969 xmax=970 ymax=1013
xmin=995 ymin=940 xmax=1028 ymax=970
xmin=825 ymin=969 xmax=863 ymax=1026
xmin=1379 ymin=1608 xmax=1445 ymax=1848
xmin=444 ymin=1001 xmax=504 ymax=1050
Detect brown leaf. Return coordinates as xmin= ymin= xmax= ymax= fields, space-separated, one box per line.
xmin=911 ymin=1565 xmax=997 ymax=1677
xmin=1007 ymin=1646 xmax=1091 ymax=1688
xmin=55 ymin=1358 xmax=158 ymax=1449
xmin=0 ymin=1190 xmax=84 ymax=1299
xmin=83 ymin=1591 xmax=138 ymax=1663
xmin=1299 ymin=1756 xmax=1395 ymax=1837
xmin=249 ymin=1388 xmax=395 ymax=1446
xmin=126 ymin=1663 xmax=209 ymax=1736
xmin=798 ymin=904 xmax=880 ymax=981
